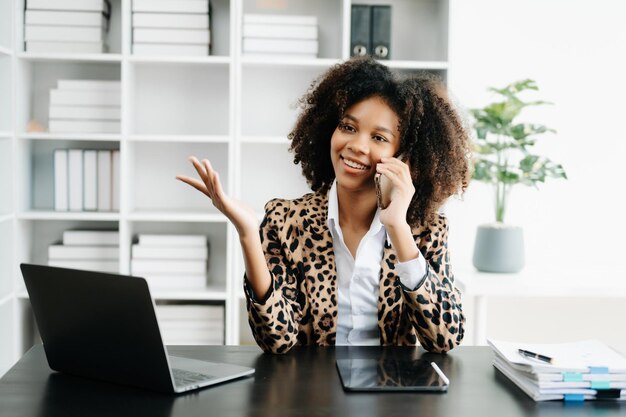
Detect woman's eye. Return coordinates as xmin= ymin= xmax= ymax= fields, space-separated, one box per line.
xmin=373 ymin=135 xmax=388 ymax=143
xmin=339 ymin=123 xmax=355 ymax=132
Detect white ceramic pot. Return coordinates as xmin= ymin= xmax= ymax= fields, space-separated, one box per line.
xmin=472 ymin=223 xmax=525 ymax=273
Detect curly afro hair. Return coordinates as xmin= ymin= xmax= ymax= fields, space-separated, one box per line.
xmin=288 ymin=56 xmax=472 ymax=227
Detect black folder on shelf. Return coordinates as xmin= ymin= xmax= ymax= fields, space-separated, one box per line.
xmin=350 ymin=5 xmax=371 ymax=57
xmin=371 ymin=5 xmax=391 ymax=60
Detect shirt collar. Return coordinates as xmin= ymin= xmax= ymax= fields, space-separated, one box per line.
xmin=326 ymin=179 xmax=385 ymax=239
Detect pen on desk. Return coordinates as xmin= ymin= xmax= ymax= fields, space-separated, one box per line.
xmin=518 ymin=349 xmax=553 ymax=364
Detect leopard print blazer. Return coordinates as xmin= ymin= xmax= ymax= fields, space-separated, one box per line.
xmin=243 ymin=191 xmax=465 ymax=354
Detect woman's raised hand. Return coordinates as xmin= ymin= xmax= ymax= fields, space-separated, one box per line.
xmin=176 ymin=156 xmax=259 ymax=239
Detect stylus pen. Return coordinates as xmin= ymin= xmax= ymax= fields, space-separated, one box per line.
xmin=430 ymin=362 xmax=450 ymax=385
xmin=518 ymin=349 xmax=553 ymax=364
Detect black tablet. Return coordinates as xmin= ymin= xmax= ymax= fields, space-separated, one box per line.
xmin=336 ymin=356 xmax=449 ymax=392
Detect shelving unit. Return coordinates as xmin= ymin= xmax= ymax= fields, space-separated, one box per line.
xmin=0 ymin=0 xmax=451 ymax=372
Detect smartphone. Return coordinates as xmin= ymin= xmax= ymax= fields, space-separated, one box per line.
xmin=376 ymin=153 xmax=408 ymax=210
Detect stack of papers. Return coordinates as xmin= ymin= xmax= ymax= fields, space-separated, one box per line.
xmin=488 ymin=339 xmax=626 ymax=402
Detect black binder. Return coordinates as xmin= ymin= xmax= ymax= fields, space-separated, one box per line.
xmin=371 ymin=5 xmax=391 ymax=60
xmin=350 ymin=5 xmax=371 ymax=57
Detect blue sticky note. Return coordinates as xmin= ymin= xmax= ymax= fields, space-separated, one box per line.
xmin=591 ymin=380 xmax=610 ymax=390
xmin=589 ymin=366 xmax=609 ymax=374
xmin=563 ymin=372 xmax=583 ymax=382
xmin=564 ymin=394 xmax=585 ymax=402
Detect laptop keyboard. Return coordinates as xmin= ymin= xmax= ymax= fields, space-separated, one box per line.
xmin=172 ymin=368 xmax=215 ymax=386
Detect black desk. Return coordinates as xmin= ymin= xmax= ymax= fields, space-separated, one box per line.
xmin=0 ymin=345 xmax=623 ymax=417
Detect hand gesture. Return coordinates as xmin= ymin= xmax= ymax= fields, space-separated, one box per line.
xmin=176 ymin=156 xmax=259 ymax=239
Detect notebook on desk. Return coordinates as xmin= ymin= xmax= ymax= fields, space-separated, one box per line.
xmin=488 ymin=339 xmax=626 ymax=402
xmin=20 ymin=263 xmax=255 ymax=394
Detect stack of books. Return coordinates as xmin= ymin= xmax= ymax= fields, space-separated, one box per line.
xmin=48 ymin=230 xmax=119 ymax=273
xmin=132 ymin=0 xmax=211 ymax=56
xmin=49 ymin=79 xmax=121 ymax=134
xmin=242 ymin=14 xmax=318 ymax=59
xmin=156 ymin=304 xmax=224 ymax=345
xmin=489 ymin=339 xmax=626 ymax=402
xmin=131 ymin=234 xmax=208 ymax=289
xmin=54 ymin=148 xmax=120 ymax=212
xmin=25 ymin=0 xmax=111 ymax=54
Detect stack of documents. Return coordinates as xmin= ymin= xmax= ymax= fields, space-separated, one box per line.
xmin=48 ymin=230 xmax=119 ymax=273
xmin=488 ymin=339 xmax=626 ymax=402
xmin=49 ymin=79 xmax=121 ymax=133
xmin=242 ymin=14 xmax=319 ymax=59
xmin=131 ymin=234 xmax=209 ymax=290
xmin=156 ymin=304 xmax=224 ymax=345
xmin=25 ymin=0 xmax=111 ymax=54
xmin=132 ymin=0 xmax=211 ymax=56
xmin=54 ymin=148 xmax=120 ymax=212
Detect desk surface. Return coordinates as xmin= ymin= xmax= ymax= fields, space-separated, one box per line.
xmin=1 ymin=345 xmax=624 ymax=417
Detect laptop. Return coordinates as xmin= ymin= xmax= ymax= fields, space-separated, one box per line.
xmin=20 ymin=263 xmax=255 ymax=394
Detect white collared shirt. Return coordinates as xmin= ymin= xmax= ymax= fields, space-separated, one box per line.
xmin=327 ymin=180 xmax=428 ymax=346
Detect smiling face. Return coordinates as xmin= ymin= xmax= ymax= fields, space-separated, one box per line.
xmin=330 ymin=96 xmax=401 ymax=193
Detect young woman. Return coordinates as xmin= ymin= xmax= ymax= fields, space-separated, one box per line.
xmin=177 ymin=57 xmax=471 ymax=354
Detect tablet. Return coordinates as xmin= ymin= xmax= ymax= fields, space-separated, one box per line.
xmin=336 ymin=357 xmax=449 ymax=392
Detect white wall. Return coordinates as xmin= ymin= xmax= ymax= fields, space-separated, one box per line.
xmin=447 ymin=0 xmax=626 ymax=349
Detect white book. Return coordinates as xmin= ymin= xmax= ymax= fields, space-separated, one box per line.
xmin=243 ymin=38 xmax=318 ymax=55
xmin=27 ymin=0 xmax=111 ymax=13
xmin=157 ymin=305 xmax=223 ymax=320
xmin=50 ymin=89 xmax=120 ymax=106
xmin=132 ymin=12 xmax=209 ymax=29
xmin=132 ymin=0 xmax=209 ymax=14
xmin=137 ymin=234 xmax=207 ymax=247
xmin=48 ymin=245 xmax=119 ymax=260
xmin=54 ymin=149 xmax=68 ymax=211
xmin=25 ymin=25 xmax=107 ymax=42
xmin=131 ymin=259 xmax=207 ymax=275
xmin=132 ymin=43 xmax=208 ymax=56
xmin=50 ymin=106 xmax=121 ymax=120
xmin=63 ymin=230 xmax=119 ymax=246
xmin=25 ymin=10 xmax=107 ymax=27
xmin=142 ymin=274 xmax=207 ymax=289
xmin=48 ymin=260 xmax=119 ymax=273
xmin=49 ymin=120 xmax=120 ymax=133
xmin=243 ymin=23 xmax=318 ymax=40
xmin=111 ymin=150 xmax=120 ymax=211
xmin=26 ymin=41 xmax=106 ymax=54
xmin=243 ymin=14 xmax=318 ymax=26
xmin=97 ymin=150 xmax=111 ymax=211
xmin=67 ymin=149 xmax=83 ymax=211
xmin=242 ymin=53 xmax=317 ymax=60
xmin=57 ymin=79 xmax=121 ymax=91
xmin=83 ymin=150 xmax=97 ymax=211
xmin=133 ymin=28 xmax=210 ymax=45
xmin=132 ymin=244 xmax=208 ymax=260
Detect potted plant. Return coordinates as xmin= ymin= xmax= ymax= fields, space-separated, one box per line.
xmin=470 ymin=79 xmax=567 ymax=273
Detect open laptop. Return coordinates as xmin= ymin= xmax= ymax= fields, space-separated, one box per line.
xmin=20 ymin=263 xmax=254 ymax=394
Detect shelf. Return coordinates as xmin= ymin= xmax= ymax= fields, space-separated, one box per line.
xmin=0 ymin=293 xmax=12 ymax=306
xmin=128 ymin=211 xmax=227 ymax=223
xmin=128 ymin=134 xmax=230 ymax=144
xmin=17 ymin=287 xmax=228 ymax=301
xmin=19 ymin=133 xmax=122 ymax=142
xmin=128 ymin=55 xmax=231 ymax=66
xmin=0 ymin=46 xmax=12 ymax=57
xmin=16 ymin=211 xmax=120 ymax=221
xmin=0 ymin=132 xmax=11 ymax=138
xmin=384 ymin=60 xmax=449 ymax=70
xmin=240 ymin=135 xmax=289 ymax=145
xmin=17 ymin=53 xmax=123 ymax=63
xmin=241 ymin=56 xmax=340 ymax=68
xmin=0 ymin=214 xmax=14 ymax=223
xmin=151 ymin=287 xmax=228 ymax=301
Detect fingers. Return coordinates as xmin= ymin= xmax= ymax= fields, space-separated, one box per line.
xmin=377 ymin=157 xmax=411 ymax=184
xmin=176 ymin=175 xmax=209 ymax=197
xmin=189 ymin=156 xmax=209 ymax=183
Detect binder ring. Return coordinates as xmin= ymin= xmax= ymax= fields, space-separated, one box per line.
xmin=353 ymin=45 xmax=368 ymax=56
xmin=374 ymin=45 xmax=389 ymax=58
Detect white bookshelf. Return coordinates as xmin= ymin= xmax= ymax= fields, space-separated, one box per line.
xmin=0 ymin=0 xmax=451 ymax=368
